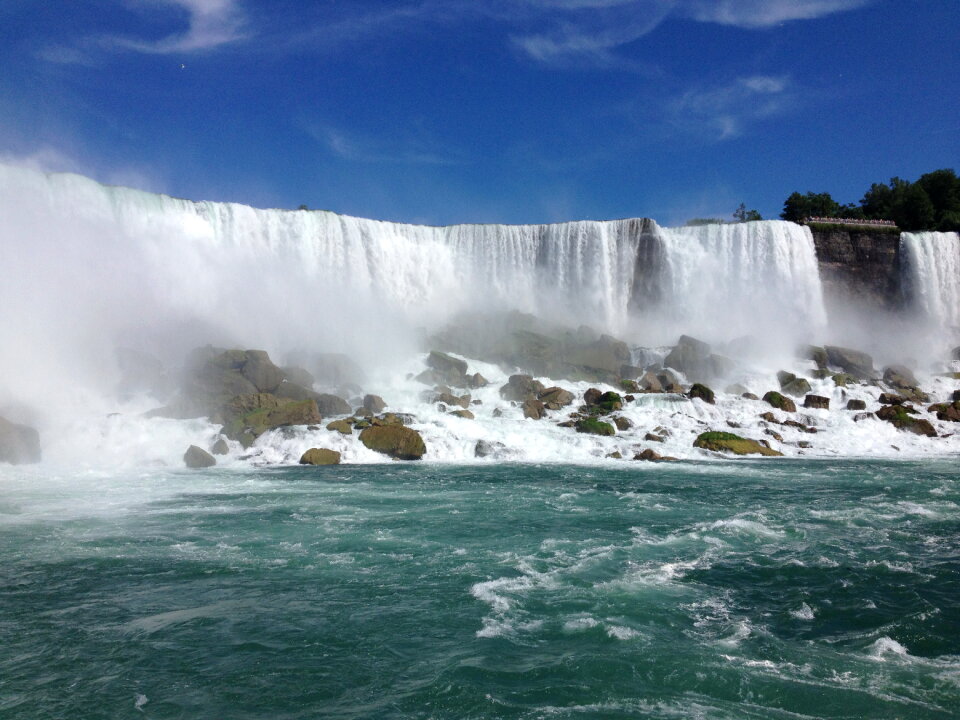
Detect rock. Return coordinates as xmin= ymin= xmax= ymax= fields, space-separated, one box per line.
xmin=467 ymin=373 xmax=489 ymax=389
xmin=184 ymin=444 xmax=216 ymax=468
xmin=832 ymin=373 xmax=857 ymax=387
xmin=606 ymin=451 xmax=623 ymax=460
xmin=853 ymin=412 xmax=875 ymax=422
xmin=575 ymin=417 xmax=616 ymax=436
xmin=326 ymin=419 xmax=353 ymax=435
xmin=764 ymin=428 xmax=784 ymax=443
xmin=299 ymin=448 xmax=341 ymax=465
xmin=619 ymin=379 xmax=640 ymax=393
xmin=522 ymin=398 xmax=545 ymax=420
xmin=280 ymin=365 xmax=315 ymax=388
xmin=741 ymin=392 xmax=759 ymax=401
xmin=806 ymin=345 xmax=829 ymax=369
xmin=450 ymin=409 xmax=476 ymax=420
xmin=583 ymin=387 xmax=603 ymax=405
xmin=778 ymin=371 xmax=812 ymax=398
xmin=426 ymin=351 xmax=468 ymax=385
xmin=846 ymin=399 xmax=867 ymax=411
xmin=224 ymin=397 xmax=322 ymax=447
xmin=687 ymin=383 xmax=715 ymax=404
xmin=825 ymin=346 xmax=875 ymax=379
xmin=315 ymin=393 xmax=352 ymax=416
xmin=876 ymin=405 xmax=937 ymax=436
xmin=211 ymin=437 xmax=229 ymax=455
xmin=0 ymin=417 xmax=41 ymax=464
xmin=634 ymin=448 xmax=664 ymax=461
xmin=804 ymin=395 xmax=830 ymax=410
xmin=664 ymin=335 xmax=711 ymax=381
xmin=359 ymin=425 xmax=427 ymax=460
xmin=436 ymin=392 xmax=470 ymax=409
xmin=474 ymin=440 xmax=505 ymax=458
xmin=613 ymin=416 xmax=633 ymax=431
xmin=638 ymin=371 xmax=663 ymax=393
xmin=928 ymin=401 xmax=960 ymax=422
xmin=883 ymin=364 xmax=918 ymax=390
xmin=354 ymin=407 xmax=374 ymax=419
xmin=538 ymin=387 xmax=575 ymax=408
xmin=561 ymin=334 xmax=631 ymax=377
xmin=500 ymin=374 xmax=545 ymax=402
xmin=763 ymin=391 xmax=796 ymax=413
xmin=693 ymin=431 xmax=782 ymax=457
xmin=953 ymin=390 xmax=960 ymax=403
xmin=374 ymin=413 xmax=408 ymax=426
xmin=952 ymin=346 xmax=960 ymax=362
xmin=644 ymin=432 xmax=665 ymax=442
xmin=363 ymin=394 xmax=387 ymax=413
xmin=274 ymin=381 xmax=321 ymax=404
xmin=241 ymin=350 xmax=286 ymax=393
xmin=595 ymin=391 xmax=624 ymax=413
xmin=878 ymin=393 xmax=906 ymax=406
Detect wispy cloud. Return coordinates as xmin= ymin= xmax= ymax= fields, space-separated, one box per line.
xmin=669 ymin=75 xmax=792 ymax=140
xmin=306 ymin=123 xmax=463 ymax=166
xmin=111 ymin=0 xmax=246 ymax=54
xmin=685 ymin=0 xmax=872 ymax=28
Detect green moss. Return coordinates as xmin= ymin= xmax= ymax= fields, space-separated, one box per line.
xmin=762 ymin=391 xmax=796 ymax=413
xmin=688 ymin=383 xmax=715 ymax=404
xmin=575 ymin=417 xmax=616 ymax=436
xmin=694 ymin=431 xmax=782 ymax=457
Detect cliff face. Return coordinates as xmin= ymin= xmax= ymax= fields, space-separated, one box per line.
xmin=810 ymin=229 xmax=902 ymax=309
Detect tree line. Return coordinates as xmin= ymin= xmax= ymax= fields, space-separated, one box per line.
xmin=780 ymin=168 xmax=960 ymax=231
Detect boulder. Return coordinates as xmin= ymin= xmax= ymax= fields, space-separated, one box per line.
xmin=952 ymin=346 xmax=960 ymax=362
xmin=832 ymin=373 xmax=857 ymax=387
xmin=363 ymin=394 xmax=387 ymax=413
xmin=928 ymin=401 xmax=960 ymax=422
xmin=280 ymin=365 xmax=315 ymax=389
xmin=806 ymin=345 xmax=829 ymax=369
xmin=562 ymin=334 xmax=631 ymax=377
xmin=274 ymin=381 xmax=322 ymax=403
xmin=876 ymin=405 xmax=937 ymax=437
xmin=634 ymin=448 xmax=667 ymax=461
xmin=664 ymin=335 xmax=711 ymax=380
xmin=467 ymin=373 xmax=489 ymax=389
xmin=474 ymin=440 xmax=505 ymax=458
xmin=804 ymin=395 xmax=830 ymax=410
xmin=883 ymin=364 xmax=918 ymax=390
xmin=583 ymin=387 xmax=603 ymax=405
xmin=426 ymin=351 xmax=468 ymax=385
xmin=613 ymin=416 xmax=633 ymax=431
xmin=687 ymin=383 xmax=715 ymax=404
xmin=879 ymin=393 xmax=906 ymax=406
xmin=538 ymin=387 xmax=575 ymax=408
xmin=436 ymin=392 xmax=470 ymax=409
xmin=953 ymin=390 xmax=960 ymax=403
xmin=184 ymin=444 xmax=216 ymax=468
xmin=619 ymin=379 xmax=641 ymax=394
xmin=846 ymin=399 xmax=867 ymax=411
xmin=825 ymin=346 xmax=875 ymax=379
xmin=241 ymin=350 xmax=286 ymax=393
xmin=315 ymin=393 xmax=352 ymax=416
xmin=326 ymin=419 xmax=353 ymax=435
xmin=596 ymin=391 xmax=623 ymax=412
xmin=693 ymin=431 xmax=782 ymax=457
xmin=359 ymin=425 xmax=427 ymax=460
xmin=299 ymin=448 xmax=341 ymax=465
xmin=762 ymin=391 xmax=796 ymax=413
xmin=575 ymin=417 xmax=616 ymax=436
xmin=778 ymin=371 xmax=812 ymax=398
xmin=211 ymin=437 xmax=230 ymax=455
xmin=449 ymin=409 xmax=476 ymax=420
xmin=741 ymin=392 xmax=759 ymax=401
xmin=224 ymin=397 xmax=322 ymax=447
xmin=644 ymin=432 xmax=665 ymax=442
xmin=0 ymin=417 xmax=41 ymax=464
xmin=522 ymin=398 xmax=545 ymax=420
xmin=500 ymin=374 xmax=545 ymax=402
xmin=371 ymin=413 xmax=406 ymax=427
xmin=638 ymin=371 xmax=663 ymax=393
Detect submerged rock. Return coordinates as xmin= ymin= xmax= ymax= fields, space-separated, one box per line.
xmin=184 ymin=445 xmax=216 ymax=468
xmin=474 ymin=439 xmax=506 ymax=458
xmin=575 ymin=417 xmax=615 ymax=436
xmin=693 ymin=431 xmax=782 ymax=457
xmin=359 ymin=425 xmax=426 ymax=460
xmin=687 ymin=383 xmax=715 ymax=404
xmin=0 ymin=416 xmax=41 ymax=465
xmin=299 ymin=448 xmax=341 ymax=465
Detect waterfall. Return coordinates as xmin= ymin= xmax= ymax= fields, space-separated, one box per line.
xmin=900 ymin=231 xmax=960 ymax=331
xmin=0 ymin=163 xmax=828 ymax=404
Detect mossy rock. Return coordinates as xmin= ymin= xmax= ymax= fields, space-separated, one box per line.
xmin=781 ymin=377 xmax=812 ymax=398
xmin=687 ymin=383 xmax=715 ymax=404
xmin=225 ymin=399 xmax=322 ymax=447
xmin=832 ymin=373 xmax=857 ymax=387
xmin=326 ymin=419 xmax=353 ymax=435
xmin=359 ymin=425 xmax=427 ymax=460
xmin=928 ymin=401 xmax=960 ymax=422
xmin=575 ymin=417 xmax=616 ymax=436
xmin=876 ymin=405 xmax=938 ymax=436
xmin=762 ymin=391 xmax=796 ymax=413
xmin=693 ymin=431 xmax=782 ymax=457
xmin=299 ymin=448 xmax=341 ymax=465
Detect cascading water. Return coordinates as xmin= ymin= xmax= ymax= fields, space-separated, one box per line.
xmin=900 ymin=231 xmax=960 ymax=332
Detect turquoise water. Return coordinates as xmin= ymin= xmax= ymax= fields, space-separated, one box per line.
xmin=2 ymin=460 xmax=959 ymax=719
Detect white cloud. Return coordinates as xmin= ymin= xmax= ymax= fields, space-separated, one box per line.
xmin=113 ymin=0 xmax=246 ymax=54
xmin=670 ymin=75 xmax=791 ymax=140
xmin=684 ymin=0 xmax=871 ymax=28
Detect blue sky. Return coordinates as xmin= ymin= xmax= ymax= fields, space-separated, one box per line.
xmin=0 ymin=0 xmax=957 ymax=225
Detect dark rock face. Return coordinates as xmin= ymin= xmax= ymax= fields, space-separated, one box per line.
xmin=810 ymin=229 xmax=902 ymax=309
xmin=846 ymin=399 xmax=867 ymax=411
xmin=928 ymin=401 xmax=960 ymax=422
xmin=825 ymin=346 xmax=875 ymax=380
xmin=804 ymin=395 xmax=830 ymax=410
xmin=184 ymin=444 xmax=216 ymax=468
xmin=0 ymin=417 xmax=41 ymax=464
xmin=687 ymin=383 xmax=715 ymax=404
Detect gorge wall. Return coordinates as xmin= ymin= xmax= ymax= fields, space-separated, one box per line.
xmin=810 ymin=228 xmax=903 ymax=310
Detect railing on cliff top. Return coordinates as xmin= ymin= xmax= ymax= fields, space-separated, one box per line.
xmin=803 ymin=216 xmax=898 ymax=228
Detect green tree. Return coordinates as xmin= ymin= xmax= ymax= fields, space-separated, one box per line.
xmin=780 ymin=192 xmax=839 ymax=222
xmin=733 ymin=203 xmax=762 ymax=222
xmin=916 ymin=169 xmax=960 ymax=228
xmin=892 ymin=183 xmax=936 ymax=231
